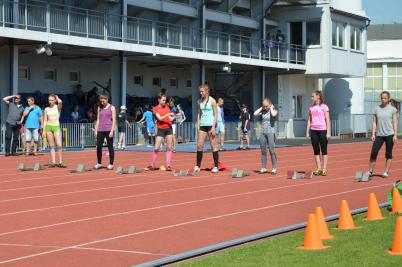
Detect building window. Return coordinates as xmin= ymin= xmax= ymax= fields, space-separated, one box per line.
xmin=350 ymin=26 xmax=363 ymax=51
xmin=44 ymin=68 xmax=56 ymax=81
xmin=169 ymin=78 xmax=178 ymax=88
xmin=134 ymin=75 xmax=143 ymax=86
xmin=69 ymin=71 xmax=80 ymax=83
xmin=387 ymin=63 xmax=402 ymax=99
xmin=292 ymin=95 xmax=303 ymax=118
xmin=306 ymin=21 xmax=321 ymax=46
xmin=18 ymin=67 xmax=30 ymax=80
xmin=332 ymin=21 xmax=345 ymax=48
xmin=364 ymin=63 xmax=383 ymax=102
xmin=186 ymin=79 xmax=192 ymax=88
xmin=152 ymin=77 xmax=161 ymax=87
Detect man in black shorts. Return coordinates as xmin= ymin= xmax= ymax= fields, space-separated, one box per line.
xmin=239 ymin=104 xmax=251 ymax=150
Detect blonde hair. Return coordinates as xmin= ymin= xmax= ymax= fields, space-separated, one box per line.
xmin=199 ymin=84 xmax=210 ymax=94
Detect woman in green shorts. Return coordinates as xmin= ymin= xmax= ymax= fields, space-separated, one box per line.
xmin=43 ymin=94 xmax=65 ymax=167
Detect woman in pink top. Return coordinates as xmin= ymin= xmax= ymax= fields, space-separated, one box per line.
xmin=306 ymin=90 xmax=331 ymax=176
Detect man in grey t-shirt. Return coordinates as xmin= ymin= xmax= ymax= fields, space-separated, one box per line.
xmin=3 ymin=94 xmax=24 ymax=156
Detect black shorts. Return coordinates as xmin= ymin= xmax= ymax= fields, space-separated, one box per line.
xmin=118 ymin=126 xmax=125 ymax=133
xmin=200 ymin=126 xmax=213 ymax=133
xmin=157 ymin=128 xmax=173 ymax=137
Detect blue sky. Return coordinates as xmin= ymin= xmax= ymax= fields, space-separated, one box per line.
xmin=363 ymin=0 xmax=402 ymax=24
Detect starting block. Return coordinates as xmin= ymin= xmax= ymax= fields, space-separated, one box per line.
xmin=116 ymin=166 xmax=141 ymax=175
xmin=287 ymin=170 xmax=312 ymax=180
xmin=173 ymin=169 xmax=190 ymax=177
xmin=172 ymin=169 xmax=199 ymax=177
xmin=231 ymin=168 xmax=248 ymax=178
xmin=68 ymin=164 xmax=89 ymax=173
xmin=18 ymin=162 xmax=43 ymax=172
xmin=355 ymin=171 xmax=371 ymax=182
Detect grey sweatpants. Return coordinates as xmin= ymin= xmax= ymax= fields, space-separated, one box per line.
xmin=260 ymin=132 xmax=277 ymax=169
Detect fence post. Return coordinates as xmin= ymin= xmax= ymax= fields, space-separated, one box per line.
xmin=1 ymin=124 xmax=5 ymax=154
xmin=80 ymin=124 xmax=85 ymax=149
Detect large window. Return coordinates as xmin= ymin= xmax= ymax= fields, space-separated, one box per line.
xmin=306 ymin=21 xmax=321 ymax=46
xmin=387 ymin=63 xmax=402 ymax=99
xmin=350 ymin=26 xmax=363 ymax=51
xmin=332 ymin=21 xmax=345 ymax=48
xmin=365 ymin=63 xmax=383 ymax=101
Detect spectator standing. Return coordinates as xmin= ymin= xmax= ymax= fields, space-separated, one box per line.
xmin=20 ymin=97 xmax=43 ymax=156
xmin=117 ymin=105 xmax=130 ymax=149
xmin=3 ymin=94 xmax=24 ymax=156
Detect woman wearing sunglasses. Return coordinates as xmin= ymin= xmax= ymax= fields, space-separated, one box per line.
xmin=254 ymin=98 xmax=278 ymax=174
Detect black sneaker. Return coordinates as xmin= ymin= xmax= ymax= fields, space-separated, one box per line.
xmin=5 ymin=153 xmax=11 ymax=157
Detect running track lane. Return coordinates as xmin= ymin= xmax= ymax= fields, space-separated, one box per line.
xmin=0 ymin=142 xmax=400 ymax=266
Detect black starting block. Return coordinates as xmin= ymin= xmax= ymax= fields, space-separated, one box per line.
xmin=18 ymin=162 xmax=43 ymax=172
xmin=231 ymin=168 xmax=248 ymax=178
xmin=116 ymin=166 xmax=141 ymax=175
xmin=287 ymin=170 xmax=312 ymax=180
xmin=355 ymin=171 xmax=371 ymax=182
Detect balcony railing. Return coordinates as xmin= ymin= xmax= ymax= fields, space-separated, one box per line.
xmin=0 ymin=0 xmax=306 ymax=65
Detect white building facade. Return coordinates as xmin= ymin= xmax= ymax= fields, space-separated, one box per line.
xmin=0 ymin=0 xmax=368 ymax=137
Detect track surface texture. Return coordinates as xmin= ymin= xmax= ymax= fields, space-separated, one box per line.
xmin=0 ymin=141 xmax=400 ymax=266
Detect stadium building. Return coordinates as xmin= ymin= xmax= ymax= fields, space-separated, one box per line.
xmin=0 ymin=0 xmax=368 ymax=140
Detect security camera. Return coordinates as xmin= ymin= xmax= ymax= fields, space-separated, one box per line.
xmin=35 ymin=43 xmax=53 ymax=56
xmin=222 ymin=64 xmax=231 ymax=73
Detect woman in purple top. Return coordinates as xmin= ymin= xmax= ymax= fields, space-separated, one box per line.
xmin=306 ymin=90 xmax=331 ymax=176
xmin=94 ymin=94 xmax=116 ymax=170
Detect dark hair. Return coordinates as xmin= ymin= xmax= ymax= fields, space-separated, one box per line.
xmin=99 ymin=94 xmax=109 ymax=100
xmin=157 ymin=93 xmax=167 ymax=100
xmin=144 ymin=104 xmax=150 ymax=110
xmin=169 ymin=97 xmax=176 ymax=105
xmin=48 ymin=94 xmax=56 ymax=99
xmin=313 ymin=90 xmax=324 ymax=104
xmin=380 ymin=91 xmax=391 ymax=104
xmin=27 ymin=96 xmax=35 ymax=102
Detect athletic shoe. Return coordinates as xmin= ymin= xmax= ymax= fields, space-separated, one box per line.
xmin=219 ymin=147 xmax=226 ymax=151
xmin=271 ymin=168 xmax=277 ymax=175
xmin=321 ymin=170 xmax=328 ymax=176
xmin=367 ymin=171 xmax=373 ymax=177
xmin=57 ymin=163 xmax=67 ymax=168
xmin=382 ymin=172 xmax=389 ymax=178
xmin=94 ymin=164 xmax=103 ymax=170
xmin=107 ymin=164 xmax=113 ymax=170
xmin=5 ymin=153 xmax=11 ymax=157
xmin=122 ymin=146 xmax=126 ymax=150
xmin=166 ymin=166 xmax=172 ymax=172
xmin=145 ymin=165 xmax=154 ymax=171
xmin=259 ymin=168 xmax=268 ymax=174
xmin=48 ymin=163 xmax=57 ymax=168
xmin=211 ymin=167 xmax=219 ymax=173
xmin=313 ymin=169 xmax=322 ymax=176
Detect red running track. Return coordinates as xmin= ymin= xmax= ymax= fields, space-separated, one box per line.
xmin=0 ymin=142 xmax=400 ymax=266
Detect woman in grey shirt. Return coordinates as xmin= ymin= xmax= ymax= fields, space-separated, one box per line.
xmin=368 ymin=91 xmax=398 ymax=178
xmin=254 ymin=98 xmax=278 ymax=174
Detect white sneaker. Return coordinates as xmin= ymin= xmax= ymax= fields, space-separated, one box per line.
xmin=259 ymin=168 xmax=268 ymax=174
xmin=122 ymin=146 xmax=126 ymax=150
xmin=271 ymin=168 xmax=277 ymax=175
xmin=94 ymin=164 xmax=102 ymax=170
xmin=211 ymin=167 xmax=219 ymax=173
xmin=107 ymin=164 xmax=113 ymax=170
xmin=382 ymin=172 xmax=389 ymax=178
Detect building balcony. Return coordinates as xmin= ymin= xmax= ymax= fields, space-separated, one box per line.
xmin=0 ymin=0 xmax=306 ymax=69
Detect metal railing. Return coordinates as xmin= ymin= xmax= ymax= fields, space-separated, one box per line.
xmin=0 ymin=0 xmax=306 ymax=65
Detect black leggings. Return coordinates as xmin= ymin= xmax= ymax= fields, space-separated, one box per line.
xmin=310 ymin=130 xmax=328 ymax=156
xmin=370 ymin=135 xmax=394 ymax=161
xmin=96 ymin=131 xmax=114 ymax=165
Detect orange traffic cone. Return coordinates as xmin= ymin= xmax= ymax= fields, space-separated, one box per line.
xmin=315 ymin=207 xmax=334 ymax=240
xmin=388 ymin=216 xmax=402 ymax=256
xmin=297 ymin=213 xmax=330 ymax=250
xmin=363 ymin=193 xmax=385 ymax=221
xmin=391 ymin=188 xmax=402 ymax=214
xmin=337 ymin=200 xmax=360 ymax=230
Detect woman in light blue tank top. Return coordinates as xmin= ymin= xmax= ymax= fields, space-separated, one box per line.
xmin=194 ymin=84 xmax=220 ymax=174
